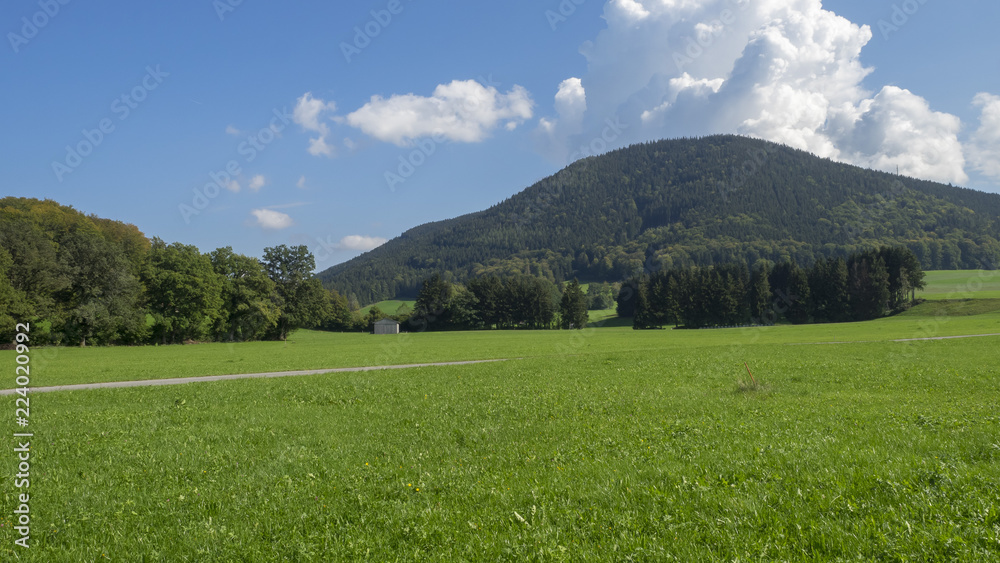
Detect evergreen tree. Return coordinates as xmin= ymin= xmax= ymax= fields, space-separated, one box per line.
xmin=410 ymin=273 xmax=453 ymax=331
xmin=848 ymin=254 xmax=891 ymax=321
xmin=560 ymin=279 xmax=589 ymax=329
xmin=632 ymin=278 xmax=653 ymax=330
xmin=616 ymin=278 xmax=641 ymax=318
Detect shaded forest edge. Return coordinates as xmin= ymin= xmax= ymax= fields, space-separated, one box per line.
xmin=319 ymin=135 xmax=1000 ymax=305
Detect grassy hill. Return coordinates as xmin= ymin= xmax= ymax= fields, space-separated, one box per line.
xmin=320 ymin=135 xmax=1000 ymax=304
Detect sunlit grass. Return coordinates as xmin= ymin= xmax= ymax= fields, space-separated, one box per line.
xmin=920 ymin=269 xmax=1000 ymax=300
xmin=4 ymin=296 xmax=1000 ymax=388
xmin=4 ymin=334 xmax=1000 ymax=560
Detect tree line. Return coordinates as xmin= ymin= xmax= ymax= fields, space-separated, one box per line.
xmin=374 ymin=273 xmax=590 ymax=332
xmin=0 ymin=197 xmax=358 ymax=345
xmin=619 ymin=246 xmax=926 ymax=329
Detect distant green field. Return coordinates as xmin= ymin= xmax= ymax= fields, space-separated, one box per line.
xmin=6 ymin=298 xmax=1000 ymax=388
xmin=919 ymin=270 xmax=1000 ymax=300
xmin=359 ymin=299 xmax=415 ymax=316
xmin=5 ymin=311 xmax=1000 ymax=559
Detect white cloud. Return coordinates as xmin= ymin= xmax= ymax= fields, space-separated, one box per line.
xmin=840 ymin=86 xmax=967 ymax=185
xmin=250 ymin=208 xmax=294 ymax=230
xmin=535 ymin=78 xmax=588 ymax=160
xmin=225 ymin=179 xmax=241 ymax=193
xmin=308 ymin=136 xmax=335 ymax=157
xmin=225 ymin=125 xmax=241 ymax=136
xmin=294 ymin=92 xmax=338 ymax=158
xmin=346 ymin=79 xmax=534 ymax=146
xmin=296 ymin=176 xmax=307 ymax=189
xmin=294 ymin=92 xmax=337 ymax=133
xmin=554 ymin=78 xmax=587 ymax=124
xmin=248 ymin=175 xmax=266 ymax=192
xmin=968 ymin=93 xmax=1000 ymax=182
xmin=541 ymin=0 xmax=979 ymax=185
xmin=335 ymin=235 xmax=388 ymax=252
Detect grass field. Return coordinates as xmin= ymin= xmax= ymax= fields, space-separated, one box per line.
xmin=4 ymin=296 xmax=1000 ymax=389
xmin=920 ymin=269 xmax=1000 ymax=300
xmin=360 ymin=300 xmax=416 ymax=316
xmin=2 ymin=270 xmax=1000 ymax=559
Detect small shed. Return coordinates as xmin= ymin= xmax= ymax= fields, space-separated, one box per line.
xmin=373 ymin=318 xmax=400 ymax=335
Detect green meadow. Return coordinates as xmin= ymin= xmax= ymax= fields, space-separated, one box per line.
xmin=920 ymin=269 xmax=1000 ymax=300
xmin=2 ymin=271 xmax=1000 ymax=560
xmin=360 ymin=300 xmax=416 ymax=316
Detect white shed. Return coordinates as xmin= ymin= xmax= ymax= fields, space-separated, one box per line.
xmin=373 ymin=318 xmax=400 ymax=335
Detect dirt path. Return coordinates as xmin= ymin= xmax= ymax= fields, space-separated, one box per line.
xmin=0 ymin=359 xmax=509 ymax=396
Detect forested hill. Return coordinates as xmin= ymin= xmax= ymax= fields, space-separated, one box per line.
xmin=320 ymin=135 xmax=1000 ymax=305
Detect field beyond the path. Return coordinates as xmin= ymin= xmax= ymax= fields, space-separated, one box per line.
xmin=2 ymin=271 xmax=1000 ymax=560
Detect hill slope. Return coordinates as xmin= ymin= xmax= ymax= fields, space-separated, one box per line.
xmin=319 ymin=135 xmax=1000 ymax=304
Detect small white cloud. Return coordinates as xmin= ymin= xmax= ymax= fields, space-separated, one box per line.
xmin=968 ymin=92 xmax=1000 ymax=182
xmin=294 ymin=92 xmax=338 ymax=158
xmin=308 ymin=136 xmax=335 ymax=157
xmin=335 ymin=235 xmax=388 ymax=251
xmin=225 ymin=125 xmax=241 ymax=136
xmin=294 ymin=92 xmax=337 ymax=133
xmin=554 ymin=78 xmax=587 ymax=125
xmin=248 ymin=175 xmax=266 ymax=192
xmin=296 ymin=176 xmax=307 ymax=189
xmin=250 ymin=208 xmax=294 ymax=230
xmin=346 ymin=79 xmax=534 ymax=146
xmin=225 ymin=179 xmax=241 ymax=193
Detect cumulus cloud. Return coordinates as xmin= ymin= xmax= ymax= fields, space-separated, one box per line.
xmin=250 ymin=208 xmax=294 ymax=230
xmin=296 ymin=176 xmax=307 ymax=189
xmin=840 ymin=86 xmax=967 ymax=184
xmin=346 ymin=79 xmax=534 ymax=146
xmin=225 ymin=124 xmax=241 ymax=136
xmin=225 ymin=179 xmax=241 ymax=193
xmin=968 ymin=93 xmax=1000 ymax=182
xmin=294 ymin=92 xmax=338 ymax=157
xmin=308 ymin=136 xmax=335 ymax=157
xmin=543 ymin=0 xmax=982 ymax=185
xmin=335 ymin=235 xmax=388 ymax=252
xmin=248 ymin=175 xmax=266 ymax=192
xmin=536 ymin=78 xmax=589 ymax=159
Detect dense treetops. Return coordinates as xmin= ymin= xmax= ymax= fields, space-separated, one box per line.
xmin=319 ymin=135 xmax=1000 ymax=304
xmin=622 ymin=246 xmax=925 ymax=330
xmin=0 ymin=197 xmax=348 ymax=345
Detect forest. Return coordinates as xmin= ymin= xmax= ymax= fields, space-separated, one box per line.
xmin=371 ymin=246 xmax=922 ymax=333
xmin=620 ymin=247 xmax=925 ymax=329
xmin=320 ymin=135 xmax=1000 ymax=304
xmin=0 ymin=197 xmax=353 ymax=345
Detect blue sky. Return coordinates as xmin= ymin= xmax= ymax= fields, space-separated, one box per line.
xmin=5 ymin=0 xmax=1000 ymax=272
